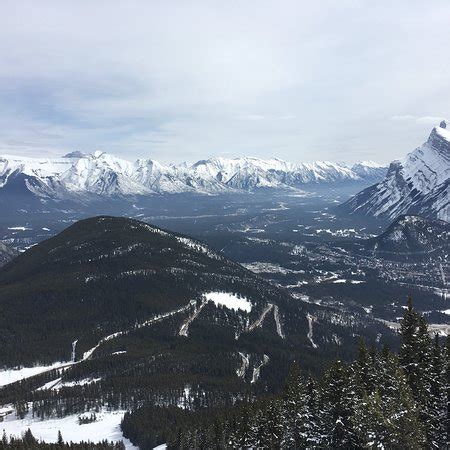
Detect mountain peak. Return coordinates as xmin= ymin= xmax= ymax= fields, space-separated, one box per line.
xmin=63 ymin=151 xmax=86 ymax=159
xmin=427 ymin=124 xmax=450 ymax=154
xmin=341 ymin=125 xmax=450 ymax=221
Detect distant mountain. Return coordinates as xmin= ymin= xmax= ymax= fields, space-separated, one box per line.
xmin=340 ymin=122 xmax=450 ymax=221
xmin=62 ymin=151 xmax=86 ymax=159
xmin=364 ymin=215 xmax=449 ymax=262
xmin=0 ymin=242 xmax=17 ymax=267
xmin=0 ymin=152 xmax=387 ymax=202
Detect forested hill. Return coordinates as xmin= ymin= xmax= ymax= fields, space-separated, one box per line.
xmin=0 ymin=215 xmax=291 ymax=367
xmin=0 ymin=216 xmax=395 ymax=371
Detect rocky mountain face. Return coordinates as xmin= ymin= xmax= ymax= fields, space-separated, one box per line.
xmin=340 ymin=122 xmax=450 ymax=221
xmin=0 ymin=242 xmax=18 ymax=267
xmin=363 ymin=215 xmax=449 ymax=262
xmin=0 ymin=152 xmax=386 ymax=200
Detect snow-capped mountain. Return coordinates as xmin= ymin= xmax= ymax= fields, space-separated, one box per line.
xmin=0 ymin=152 xmax=386 ymax=201
xmin=341 ymin=122 xmax=450 ymax=221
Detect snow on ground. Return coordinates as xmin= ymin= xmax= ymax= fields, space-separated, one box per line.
xmin=251 ymin=355 xmax=270 ymax=384
xmin=306 ymin=313 xmax=318 ymax=349
xmin=332 ymin=279 xmax=366 ymax=284
xmin=204 ymin=291 xmax=252 ymax=312
xmin=179 ymin=301 xmax=207 ymax=337
xmin=0 ymin=407 xmax=137 ymax=448
xmin=242 ymin=262 xmax=304 ymax=275
xmin=0 ymin=362 xmax=70 ymax=387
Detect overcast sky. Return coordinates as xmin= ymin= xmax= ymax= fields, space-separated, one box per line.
xmin=0 ymin=0 xmax=449 ymax=164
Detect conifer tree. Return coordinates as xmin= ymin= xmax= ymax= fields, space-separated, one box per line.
xmin=320 ymin=360 xmax=358 ymax=448
xmin=399 ymin=296 xmax=436 ymax=445
xmin=352 ymin=389 xmax=390 ymax=447
xmin=445 ymin=335 xmax=450 ymax=448
xmin=354 ymin=337 xmax=376 ymax=395
xmin=388 ymin=366 xmax=427 ymax=449
xmin=427 ymin=334 xmax=446 ymax=448
xmin=281 ymin=363 xmax=319 ymax=448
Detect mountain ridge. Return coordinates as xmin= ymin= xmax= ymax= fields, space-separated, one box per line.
xmin=0 ymin=153 xmax=387 ymax=199
xmin=340 ymin=122 xmax=450 ymax=221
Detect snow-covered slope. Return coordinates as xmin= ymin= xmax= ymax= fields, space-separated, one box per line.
xmin=0 ymin=152 xmax=387 ymax=199
xmin=341 ymin=122 xmax=450 ymax=221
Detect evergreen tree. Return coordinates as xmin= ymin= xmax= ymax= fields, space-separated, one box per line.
xmin=445 ymin=335 xmax=450 ymax=448
xmin=320 ymin=360 xmax=358 ymax=448
xmin=352 ymin=389 xmax=390 ymax=447
xmin=354 ymin=337 xmax=376 ymax=395
xmin=281 ymin=363 xmax=319 ymax=448
xmin=399 ymin=297 xmax=436 ymax=445
xmin=427 ymin=334 xmax=446 ymax=448
xmin=251 ymin=399 xmax=283 ymax=448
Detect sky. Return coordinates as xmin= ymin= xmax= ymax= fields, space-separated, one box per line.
xmin=0 ymin=0 xmax=449 ymax=164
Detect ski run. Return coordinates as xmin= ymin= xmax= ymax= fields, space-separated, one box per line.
xmin=246 ymin=303 xmax=285 ymax=339
xmin=307 ymin=313 xmax=318 ymax=349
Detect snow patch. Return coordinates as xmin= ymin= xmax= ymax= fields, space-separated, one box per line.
xmin=0 ymin=407 xmax=136 ymax=448
xmin=204 ymin=291 xmax=252 ymax=313
xmin=0 ymin=362 xmax=69 ymax=387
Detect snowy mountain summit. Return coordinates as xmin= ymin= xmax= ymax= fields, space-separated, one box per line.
xmin=0 ymin=153 xmax=386 ymax=200
xmin=341 ymin=122 xmax=450 ymax=221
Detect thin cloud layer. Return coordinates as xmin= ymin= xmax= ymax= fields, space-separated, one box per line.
xmin=0 ymin=0 xmax=449 ymax=163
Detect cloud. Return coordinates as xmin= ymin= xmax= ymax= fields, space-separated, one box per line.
xmin=0 ymin=1 xmax=449 ymax=163
xmin=391 ymin=115 xmax=448 ymax=124
xmin=238 ymin=115 xmax=266 ymax=121
xmin=391 ymin=115 xmax=417 ymax=121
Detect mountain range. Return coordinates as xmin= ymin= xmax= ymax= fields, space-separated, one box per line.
xmin=341 ymin=122 xmax=450 ymax=221
xmin=0 ymin=153 xmax=386 ymax=200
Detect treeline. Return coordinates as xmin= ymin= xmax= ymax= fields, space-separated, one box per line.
xmin=122 ymin=298 xmax=449 ymax=449
xmin=0 ymin=428 xmax=124 ymax=449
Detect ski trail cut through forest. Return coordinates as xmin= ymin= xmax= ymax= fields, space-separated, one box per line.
xmin=251 ymin=355 xmax=270 ymax=384
xmin=247 ymin=304 xmax=274 ymax=332
xmin=273 ymin=304 xmax=285 ymax=339
xmin=236 ymin=352 xmax=250 ymax=379
xmin=306 ymin=313 xmax=318 ymax=349
xmin=71 ymin=340 xmax=78 ymax=363
xmin=179 ymin=300 xmax=207 ymax=337
xmin=83 ymin=303 xmax=193 ymax=360
xmin=1 ymin=302 xmax=195 ymax=387
xmin=439 ymin=263 xmax=446 ymax=286
xmin=246 ymin=303 xmax=285 ymax=339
